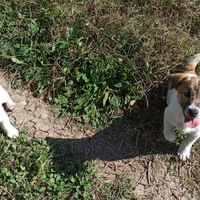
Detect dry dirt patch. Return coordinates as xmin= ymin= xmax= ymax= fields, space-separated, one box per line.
xmin=0 ymin=70 xmax=200 ymax=200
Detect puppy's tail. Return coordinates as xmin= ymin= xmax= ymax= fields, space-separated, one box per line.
xmin=184 ymin=53 xmax=200 ymax=74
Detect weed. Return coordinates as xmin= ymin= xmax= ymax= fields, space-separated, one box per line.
xmin=53 ymin=56 xmax=140 ymax=128
xmin=96 ymin=175 xmax=136 ymax=200
xmin=173 ymin=128 xmax=185 ymax=145
xmin=0 ymin=134 xmax=94 ymax=199
xmin=0 ymin=2 xmax=143 ymax=128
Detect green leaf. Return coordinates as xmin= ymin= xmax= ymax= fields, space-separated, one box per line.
xmin=82 ymin=115 xmax=90 ymax=123
xmin=11 ymin=57 xmax=24 ymax=64
xmin=110 ymin=95 xmax=121 ymax=107
xmin=103 ymin=91 xmax=109 ymax=107
xmin=50 ymin=178 xmax=55 ymax=183
xmin=9 ymin=179 xmax=16 ymax=184
xmin=95 ymin=112 xmax=100 ymax=117
xmin=66 ymin=26 xmax=82 ymax=39
xmin=92 ymin=120 xmax=97 ymax=126
xmin=54 ymin=97 xmax=68 ymax=105
xmin=74 ymin=105 xmax=82 ymax=110
xmin=76 ymin=93 xmax=91 ymax=106
xmin=52 ymin=43 xmax=56 ymax=52
xmin=71 ymin=177 xmax=76 ymax=183
xmin=19 ymin=47 xmax=29 ymax=56
xmin=1 ymin=168 xmax=8 ymax=173
xmin=39 ymin=187 xmax=46 ymax=192
xmin=28 ymin=19 xmax=39 ymax=35
xmin=75 ymin=68 xmax=79 ymax=76
xmin=20 ymin=166 xmax=25 ymax=170
xmin=24 ymin=193 xmax=32 ymax=199
xmin=125 ymin=95 xmax=131 ymax=105
xmin=114 ymin=82 xmax=122 ymax=88
xmin=84 ymin=103 xmax=95 ymax=116
xmin=82 ymin=74 xmax=89 ymax=83
xmin=76 ymin=97 xmax=87 ymax=106
xmin=76 ymin=68 xmax=82 ymax=82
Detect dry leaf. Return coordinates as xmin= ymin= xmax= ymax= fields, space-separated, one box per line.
xmin=129 ymin=100 xmax=136 ymax=106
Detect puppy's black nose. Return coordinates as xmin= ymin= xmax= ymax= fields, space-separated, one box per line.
xmin=188 ymin=109 xmax=199 ymax=117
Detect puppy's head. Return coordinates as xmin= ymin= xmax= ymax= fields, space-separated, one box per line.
xmin=169 ymin=73 xmax=200 ymax=119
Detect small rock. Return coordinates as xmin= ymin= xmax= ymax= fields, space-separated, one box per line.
xmin=40 ymin=113 xmax=49 ymax=120
xmin=134 ymin=184 xmax=145 ymax=197
xmin=55 ymin=118 xmax=66 ymax=126
xmin=34 ymin=108 xmax=41 ymax=118
xmin=35 ymin=122 xmax=50 ymax=132
xmin=21 ymin=101 xmax=27 ymax=106
xmin=72 ymin=126 xmax=78 ymax=133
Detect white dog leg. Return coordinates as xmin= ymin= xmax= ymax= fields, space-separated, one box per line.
xmin=0 ymin=106 xmax=19 ymax=139
xmin=0 ymin=85 xmax=15 ymax=110
xmin=177 ymin=134 xmax=199 ymax=160
xmin=164 ymin=114 xmax=176 ymax=141
xmin=5 ymin=97 xmax=15 ymax=110
xmin=0 ymin=85 xmax=10 ymax=103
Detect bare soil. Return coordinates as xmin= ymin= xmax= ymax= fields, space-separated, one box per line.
xmin=1 ymin=70 xmax=200 ymax=200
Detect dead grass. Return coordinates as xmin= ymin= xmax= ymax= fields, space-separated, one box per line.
xmin=56 ymin=0 xmax=200 ymax=92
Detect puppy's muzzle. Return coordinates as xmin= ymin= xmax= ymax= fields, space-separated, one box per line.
xmin=188 ymin=108 xmax=199 ymax=118
xmin=183 ymin=103 xmax=200 ymax=119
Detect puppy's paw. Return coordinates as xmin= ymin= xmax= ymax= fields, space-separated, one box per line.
xmin=164 ymin=132 xmax=176 ymax=142
xmin=7 ymin=127 xmax=19 ymax=139
xmin=177 ymin=147 xmax=190 ymax=161
xmin=6 ymin=97 xmax=15 ymax=110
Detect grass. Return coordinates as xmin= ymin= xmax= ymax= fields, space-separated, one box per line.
xmin=96 ymin=175 xmax=136 ymax=200
xmin=2 ymin=0 xmax=200 ymax=128
xmin=0 ymin=134 xmax=94 ymax=199
xmin=0 ymin=133 xmax=138 ymax=199
xmin=0 ymin=1 xmax=142 ymax=128
xmin=1 ymin=0 xmax=200 ymax=199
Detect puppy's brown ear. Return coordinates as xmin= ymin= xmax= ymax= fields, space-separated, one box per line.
xmin=169 ymin=74 xmax=188 ymax=90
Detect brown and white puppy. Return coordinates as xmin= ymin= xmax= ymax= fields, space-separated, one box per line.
xmin=164 ymin=53 xmax=200 ymax=160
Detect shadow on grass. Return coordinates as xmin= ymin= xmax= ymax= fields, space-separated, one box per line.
xmin=46 ymin=84 xmax=178 ymax=162
xmin=41 ymin=84 xmax=181 ymax=199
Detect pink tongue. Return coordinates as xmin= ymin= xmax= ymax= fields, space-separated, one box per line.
xmin=184 ymin=116 xmax=199 ymax=128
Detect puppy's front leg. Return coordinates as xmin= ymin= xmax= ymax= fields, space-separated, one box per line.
xmin=6 ymin=97 xmax=15 ymax=110
xmin=178 ymin=134 xmax=199 ymax=160
xmin=164 ymin=114 xmax=176 ymax=141
xmin=0 ymin=106 xmax=18 ymax=139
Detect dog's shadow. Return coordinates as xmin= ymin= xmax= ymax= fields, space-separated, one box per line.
xmin=46 ymin=85 xmax=178 ymax=162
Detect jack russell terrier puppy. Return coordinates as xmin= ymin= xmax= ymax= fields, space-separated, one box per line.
xmin=164 ymin=53 xmax=200 ymax=160
xmin=0 ymin=85 xmax=19 ymax=139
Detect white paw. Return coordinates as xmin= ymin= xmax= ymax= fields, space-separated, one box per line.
xmin=177 ymin=148 xmax=190 ymax=161
xmin=6 ymin=97 xmax=15 ymax=110
xmin=164 ymin=132 xmax=177 ymax=142
xmin=7 ymin=127 xmax=19 ymax=139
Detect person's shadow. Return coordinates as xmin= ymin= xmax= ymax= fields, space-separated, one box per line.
xmin=46 ymin=84 xmax=178 ymax=162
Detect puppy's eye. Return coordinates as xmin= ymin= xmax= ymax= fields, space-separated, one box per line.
xmin=183 ymin=91 xmax=191 ymax=97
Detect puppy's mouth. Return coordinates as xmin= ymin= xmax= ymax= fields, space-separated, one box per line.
xmin=184 ymin=115 xmax=199 ymax=128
